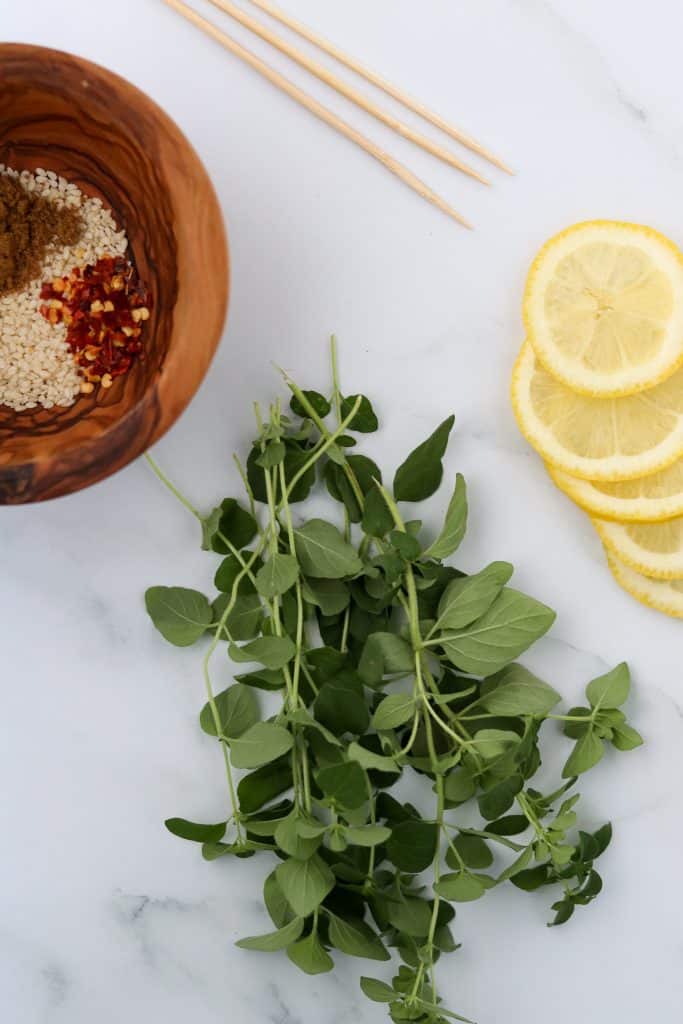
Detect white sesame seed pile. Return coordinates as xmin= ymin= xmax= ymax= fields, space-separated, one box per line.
xmin=0 ymin=165 xmax=129 ymax=412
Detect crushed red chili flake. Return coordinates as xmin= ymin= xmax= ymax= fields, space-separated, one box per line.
xmin=39 ymin=255 xmax=150 ymax=392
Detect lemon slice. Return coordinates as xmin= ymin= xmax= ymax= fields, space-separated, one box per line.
xmin=593 ymin=515 xmax=683 ymax=578
xmin=511 ymin=341 xmax=683 ymax=481
xmin=606 ymin=550 xmax=683 ymax=618
xmin=547 ymin=459 xmax=683 ymax=522
xmin=524 ymin=221 xmax=683 ymax=396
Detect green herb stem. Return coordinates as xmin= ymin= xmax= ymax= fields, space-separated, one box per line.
xmin=301 ymin=738 xmax=312 ymax=814
xmin=330 ymin=334 xmax=342 ymax=422
xmin=517 ymin=791 xmax=562 ymax=858
xmin=399 ymin=710 xmax=421 ymax=757
xmin=547 ymin=713 xmax=596 ymax=722
xmin=204 ymin=540 xmax=268 ymax=839
xmin=233 ymin=452 xmax=257 ymax=520
xmin=145 ymin=454 xmax=201 ymax=519
xmin=300 ymin=661 xmax=320 ymax=697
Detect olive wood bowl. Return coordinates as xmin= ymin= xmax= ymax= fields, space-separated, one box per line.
xmin=0 ymin=44 xmax=229 ymax=504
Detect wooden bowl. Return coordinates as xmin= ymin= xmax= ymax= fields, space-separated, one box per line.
xmin=0 ymin=44 xmax=229 ymax=504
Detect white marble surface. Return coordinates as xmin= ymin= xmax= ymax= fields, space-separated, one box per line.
xmin=2 ymin=1 xmax=683 ymax=1021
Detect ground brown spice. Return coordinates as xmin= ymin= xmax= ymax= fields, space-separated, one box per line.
xmin=0 ymin=176 xmax=83 ymax=297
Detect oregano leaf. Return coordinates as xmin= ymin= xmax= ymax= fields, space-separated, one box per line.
xmin=165 ymin=818 xmax=227 ymax=843
xmin=563 ymin=728 xmax=604 ymax=778
xmin=199 ymin=683 xmax=259 ymax=738
xmin=386 ymin=821 xmax=438 ymax=873
xmin=316 ymin=761 xmax=368 ymax=809
xmin=341 ymin=394 xmax=379 ymax=432
xmin=435 ymin=562 xmax=514 ymax=632
xmin=290 ymin=389 xmax=331 ymax=419
xmin=229 ymin=636 xmax=296 ymax=669
xmin=344 ymin=824 xmax=392 ymax=847
xmin=439 ymin=588 xmax=556 ymax=676
xmin=255 ymin=553 xmax=299 ymax=599
xmin=358 ymin=632 xmax=414 ymax=685
xmin=393 ymin=415 xmax=455 ymax=502
xmin=586 ymin=663 xmax=631 ymax=710
xmin=372 ymin=694 xmax=416 ymax=731
xmin=293 ymin=520 xmax=363 ymax=579
xmin=327 ymin=912 xmax=390 ymax=960
xmin=436 ymin=873 xmax=487 ymax=903
xmin=425 ymin=473 xmax=468 ymax=559
xmin=230 ymin=722 xmax=294 ymax=769
xmin=236 ymin=916 xmax=304 ymax=952
xmin=362 ymin=484 xmax=394 ymax=538
xmin=478 ymin=664 xmax=561 ymax=717
xmin=255 ymin=440 xmax=286 ymax=469
xmin=360 ymin=977 xmax=396 ymax=1003
xmin=287 ymin=932 xmax=334 ymax=975
xmin=145 ymin=587 xmax=212 ymax=647
xmin=276 ymin=854 xmax=335 ymax=917
xmin=207 ymin=498 xmax=257 ymax=553
xmin=302 ymin=578 xmax=350 ymax=616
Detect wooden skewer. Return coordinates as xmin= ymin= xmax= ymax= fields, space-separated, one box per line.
xmin=205 ymin=0 xmax=489 ymax=186
xmin=248 ymin=0 xmax=513 ymax=175
xmin=162 ymin=0 xmax=472 ymax=227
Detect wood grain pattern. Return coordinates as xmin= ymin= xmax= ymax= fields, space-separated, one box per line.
xmin=0 ymin=44 xmax=229 ymax=504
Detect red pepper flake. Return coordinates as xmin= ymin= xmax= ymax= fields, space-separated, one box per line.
xmin=39 ymin=256 xmax=150 ymax=392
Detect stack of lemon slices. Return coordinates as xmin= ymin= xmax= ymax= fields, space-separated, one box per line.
xmin=511 ymin=220 xmax=683 ymax=619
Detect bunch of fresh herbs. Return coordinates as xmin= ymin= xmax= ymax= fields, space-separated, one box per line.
xmin=145 ymin=341 xmax=642 ymax=1023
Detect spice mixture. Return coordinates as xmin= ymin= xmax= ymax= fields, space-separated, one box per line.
xmin=0 ymin=165 xmax=147 ymax=412
xmin=0 ymin=174 xmax=83 ymax=297
xmin=40 ymin=257 xmax=150 ymax=392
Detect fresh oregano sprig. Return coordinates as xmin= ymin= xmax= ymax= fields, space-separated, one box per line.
xmin=145 ymin=339 xmax=642 ymax=1024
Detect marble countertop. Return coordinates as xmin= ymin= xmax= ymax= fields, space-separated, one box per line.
xmin=2 ymin=1 xmax=682 ymax=1021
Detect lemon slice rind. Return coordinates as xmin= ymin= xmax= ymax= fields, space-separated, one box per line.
xmin=524 ymin=221 xmax=683 ymax=397
xmin=511 ymin=342 xmax=683 ymax=482
xmin=606 ymin=550 xmax=683 ymax=618
xmin=594 ymin=515 xmax=683 ymax=579
xmin=547 ymin=461 xmax=683 ymax=522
